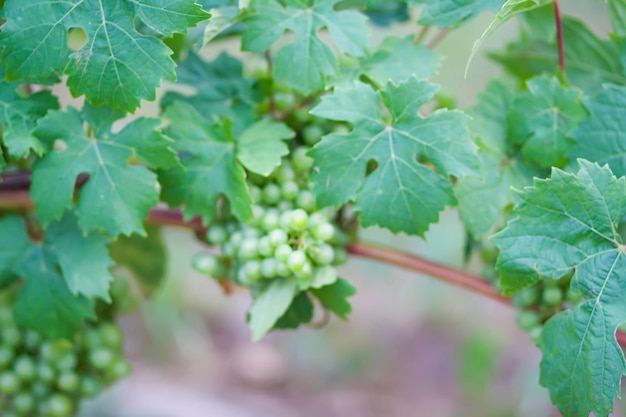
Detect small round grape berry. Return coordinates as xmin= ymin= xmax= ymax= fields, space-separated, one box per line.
xmin=262 ymin=183 xmax=282 ymax=205
xmin=206 ymin=224 xmax=228 ymax=245
xmin=542 ymin=287 xmax=563 ymax=306
xmin=238 ymin=237 xmax=260 ymax=261
xmin=290 ymin=209 xmax=309 ymax=231
xmin=296 ymin=190 xmax=316 ymax=212
xmin=268 ymin=229 xmax=288 ymax=247
xmin=287 ymin=250 xmax=307 ymax=272
xmin=274 ymin=244 xmax=293 ymax=262
xmin=281 ymin=181 xmax=300 ymax=201
xmin=291 ymin=146 xmax=314 ymax=173
xmin=312 ymin=222 xmax=334 ymax=241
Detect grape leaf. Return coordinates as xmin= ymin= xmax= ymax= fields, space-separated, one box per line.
xmin=236 ymin=119 xmax=295 ymax=176
xmin=14 ymin=246 xmax=95 ymax=340
xmin=109 ymin=226 xmax=168 ymax=296
xmin=0 ymin=217 xmax=33 ymax=287
xmin=571 ymin=85 xmax=626 ymax=178
xmin=466 ymin=0 xmax=552 ymax=75
xmin=493 ymin=160 xmax=626 ymax=417
xmin=506 ymin=76 xmax=587 ymax=168
xmin=310 ymin=278 xmax=356 ymax=320
xmin=159 ymin=102 xmax=251 ymax=224
xmin=248 ymin=279 xmax=298 ymax=340
xmin=341 ymin=36 xmax=440 ymax=86
xmin=409 ymin=0 xmax=506 ymax=29
xmin=0 ymin=81 xmax=60 ymax=158
xmin=0 ymin=0 xmax=210 ymax=111
xmin=160 ymin=51 xmax=256 ymax=134
xmin=31 ymin=104 xmax=178 ymax=237
xmin=45 ymin=212 xmax=115 ymax=301
xmin=273 ymin=291 xmax=314 ymax=329
xmin=489 ymin=17 xmax=626 ymax=93
xmin=310 ymin=78 xmax=478 ymax=235
xmin=241 ymin=0 xmax=369 ymax=94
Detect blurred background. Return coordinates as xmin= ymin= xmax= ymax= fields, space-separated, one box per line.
xmin=62 ymin=2 xmax=619 ymax=416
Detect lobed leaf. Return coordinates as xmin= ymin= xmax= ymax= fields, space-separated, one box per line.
xmin=241 ymin=0 xmax=369 ymax=94
xmin=310 ymin=78 xmax=478 ymax=236
xmin=410 ymin=0 xmax=506 ymax=29
xmin=493 ymin=160 xmax=626 ymax=417
xmin=0 ymin=0 xmax=210 ymax=111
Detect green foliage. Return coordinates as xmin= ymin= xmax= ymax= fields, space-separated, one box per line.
xmin=310 ymin=78 xmax=478 ymax=235
xmin=2 ymin=0 xmax=626 ymax=414
xmin=494 ymin=160 xmax=626 ymax=416
xmin=0 ymin=0 xmax=210 ymax=111
xmin=241 ymin=0 xmax=369 ymax=94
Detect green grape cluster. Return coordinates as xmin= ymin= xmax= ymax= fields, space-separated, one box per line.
xmin=513 ymin=274 xmax=584 ymax=346
xmin=0 ymin=291 xmax=132 ymax=417
xmin=193 ymin=144 xmax=351 ymax=287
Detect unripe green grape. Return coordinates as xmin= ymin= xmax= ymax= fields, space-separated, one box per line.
xmin=275 ymin=164 xmax=295 ymax=184
xmin=291 ymin=146 xmax=314 ymax=173
xmin=262 ymin=183 xmax=282 ymax=205
xmin=261 ymin=259 xmax=278 ymax=279
xmin=275 ymin=244 xmax=293 ymax=262
xmin=276 ymin=261 xmax=290 ymax=277
xmin=55 ymin=352 xmax=78 ymax=372
xmin=302 ymin=124 xmax=324 ymax=146
xmin=99 ymin=323 xmax=124 ymax=350
xmin=268 ymin=229 xmax=288 ymax=247
xmin=12 ymin=392 xmax=35 ymax=415
xmin=106 ymin=357 xmax=132 ymax=381
xmin=57 ymin=371 xmax=80 ymax=392
xmin=278 ymin=200 xmax=294 ymax=212
xmin=38 ymin=363 xmax=56 ymax=384
xmin=312 ymin=222 xmax=334 ymax=241
xmin=513 ymin=286 xmax=540 ymax=308
xmin=242 ymin=260 xmax=262 ymax=282
xmin=290 ymin=209 xmax=309 ymax=231
xmin=296 ymin=190 xmax=316 ymax=212
xmin=251 ymin=205 xmax=265 ymax=226
xmin=516 ymin=311 xmax=541 ymax=331
xmin=89 ymin=348 xmax=115 ymax=370
xmin=279 ymin=211 xmax=293 ymax=229
xmin=47 ymin=393 xmax=74 ymax=417
xmin=262 ymin=210 xmax=280 ymax=231
xmin=566 ymin=286 xmax=583 ymax=303
xmin=23 ymin=330 xmax=42 ymax=351
xmin=248 ymin=185 xmax=262 ymax=203
xmin=332 ymin=247 xmax=348 ymax=266
xmin=308 ymin=212 xmax=329 ymax=229
xmin=238 ymin=237 xmax=259 ymax=261
xmin=0 ymin=346 xmax=14 ymax=369
xmin=309 ymin=243 xmax=335 ymax=265
xmin=82 ymin=330 xmax=103 ymax=351
xmin=13 ymin=356 xmax=36 ymax=382
xmin=294 ymin=261 xmax=312 ymax=280
xmin=229 ymin=231 xmax=245 ymax=250
xmin=192 ymin=253 xmax=222 ymax=277
xmin=287 ymin=250 xmax=307 ymax=272
xmin=222 ymin=242 xmax=235 ymax=258
xmin=242 ymin=226 xmax=261 ymax=238
xmin=32 ymin=380 xmax=50 ymax=398
xmin=542 ymin=286 xmax=563 ymax=306
xmin=80 ymin=376 xmax=101 ymax=398
xmin=0 ymin=371 xmax=20 ymax=394
xmin=528 ymin=326 xmax=543 ymax=345
xmin=258 ymin=236 xmax=274 ymax=257
xmin=206 ymin=224 xmax=228 ymax=245
xmin=281 ymin=180 xmax=300 ymax=201
xmin=2 ymin=326 xmax=21 ymax=347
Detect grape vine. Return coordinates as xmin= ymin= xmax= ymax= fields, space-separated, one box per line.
xmin=1 ymin=0 xmax=626 ymax=416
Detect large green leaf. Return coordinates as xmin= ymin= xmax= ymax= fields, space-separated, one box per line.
xmin=410 ymin=0 xmax=506 ymax=29
xmin=310 ymin=278 xmax=356 ymax=320
xmin=160 ymin=100 xmax=293 ymax=224
xmin=241 ymin=0 xmax=369 ymax=94
xmin=0 ymin=81 xmax=60 ymax=158
xmin=493 ymin=160 xmax=626 ymax=417
xmin=571 ymin=85 xmax=626 ymax=178
xmin=248 ymin=279 xmax=298 ymax=341
xmin=310 ymin=78 xmax=478 ymax=235
xmin=0 ymin=0 xmax=210 ymax=111
xmin=506 ymin=76 xmax=587 ymax=168
xmin=31 ymin=104 xmax=178 ymax=237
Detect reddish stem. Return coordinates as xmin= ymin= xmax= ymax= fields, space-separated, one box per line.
xmin=554 ymin=0 xmax=566 ymax=72
xmin=427 ymin=29 xmax=451 ymax=49
xmin=347 ymin=241 xmax=512 ymax=306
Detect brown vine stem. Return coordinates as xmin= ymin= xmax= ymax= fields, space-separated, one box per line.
xmin=554 ymin=0 xmax=566 ymax=73
xmin=427 ymin=28 xmax=451 ymax=49
xmin=1 ymin=186 xmax=626 ymax=347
